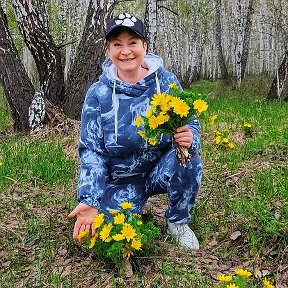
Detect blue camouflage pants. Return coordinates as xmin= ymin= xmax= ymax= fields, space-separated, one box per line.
xmin=100 ymin=148 xmax=202 ymax=224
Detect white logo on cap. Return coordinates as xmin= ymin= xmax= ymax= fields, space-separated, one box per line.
xmin=115 ymin=13 xmax=137 ymax=27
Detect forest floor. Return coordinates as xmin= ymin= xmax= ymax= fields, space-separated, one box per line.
xmin=0 ymin=80 xmax=287 ymax=287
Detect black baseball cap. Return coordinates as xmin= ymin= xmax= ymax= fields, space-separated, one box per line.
xmin=106 ymin=13 xmax=146 ymax=40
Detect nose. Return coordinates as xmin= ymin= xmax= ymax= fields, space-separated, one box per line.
xmin=121 ymin=45 xmax=131 ymax=55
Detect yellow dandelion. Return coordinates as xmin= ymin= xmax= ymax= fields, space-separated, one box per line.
xmin=121 ymin=223 xmax=137 ymax=241
xmin=137 ymin=130 xmax=147 ymax=140
xmin=168 ymin=83 xmax=179 ymax=90
xmin=228 ymin=142 xmax=235 ymax=149
xmin=92 ymin=213 xmax=105 ymax=229
xmin=263 ymin=278 xmax=275 ymax=288
xmin=148 ymin=138 xmax=157 ymax=146
xmin=123 ymin=246 xmax=133 ymax=259
xmin=214 ymin=130 xmax=222 ymax=136
xmin=109 ymin=209 xmax=120 ymax=215
xmin=146 ymin=107 xmax=154 ymax=118
xmin=217 ymin=274 xmax=233 ymax=282
xmin=234 ymin=269 xmax=252 ymax=278
xmin=243 ymin=122 xmax=252 ymax=128
xmin=120 ymin=202 xmax=133 ymax=210
xmin=99 ymin=223 xmax=113 ymax=241
xmin=209 ymin=114 xmax=218 ymax=125
xmin=150 ymin=93 xmax=167 ymax=107
xmin=131 ymin=238 xmax=142 ymax=250
xmin=193 ymin=99 xmax=208 ymax=113
xmin=215 ymin=135 xmax=222 ymax=145
xmin=77 ymin=229 xmax=89 ymax=240
xmin=171 ymin=97 xmax=190 ymax=117
xmin=89 ymin=233 xmax=99 ymax=248
xmin=148 ymin=115 xmax=161 ymax=129
xmin=104 ymin=237 xmax=112 ymax=242
xmin=112 ymin=234 xmax=125 ymax=241
xmin=226 ymin=284 xmax=239 ymax=288
xmin=134 ymin=115 xmax=143 ymax=127
xmin=114 ymin=213 xmax=125 ymax=225
xmin=157 ymin=112 xmax=170 ymax=125
xmin=222 ymin=137 xmax=229 ymax=144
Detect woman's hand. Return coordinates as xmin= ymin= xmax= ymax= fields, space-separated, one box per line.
xmin=68 ymin=203 xmax=98 ymax=240
xmin=174 ymin=125 xmax=193 ymax=148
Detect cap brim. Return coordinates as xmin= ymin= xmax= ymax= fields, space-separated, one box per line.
xmin=106 ymin=26 xmax=145 ymax=40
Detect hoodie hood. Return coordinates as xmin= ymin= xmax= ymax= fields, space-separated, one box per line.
xmin=99 ymin=53 xmax=164 ymax=141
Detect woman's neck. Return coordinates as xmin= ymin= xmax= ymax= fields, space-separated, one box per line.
xmin=117 ymin=67 xmax=148 ymax=83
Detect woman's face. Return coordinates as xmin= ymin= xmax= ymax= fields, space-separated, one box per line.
xmin=108 ymin=31 xmax=147 ymax=75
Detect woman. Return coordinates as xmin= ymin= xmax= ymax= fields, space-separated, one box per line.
xmin=68 ymin=13 xmax=202 ymax=250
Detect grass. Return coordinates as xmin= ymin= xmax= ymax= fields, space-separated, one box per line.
xmin=0 ymin=78 xmax=287 ymax=287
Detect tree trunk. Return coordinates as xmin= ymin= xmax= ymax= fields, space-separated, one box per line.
xmin=12 ymin=0 xmax=64 ymax=106
xmin=235 ymin=0 xmax=244 ymax=89
xmin=268 ymin=50 xmax=288 ymax=100
xmin=145 ymin=0 xmax=158 ymax=54
xmin=215 ymin=0 xmax=229 ymax=81
xmin=0 ymin=4 xmax=34 ymax=132
xmin=241 ymin=0 xmax=255 ymax=80
xmin=63 ymin=0 xmax=116 ymax=119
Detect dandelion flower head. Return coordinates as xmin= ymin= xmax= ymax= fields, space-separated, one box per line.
xmin=131 ymin=238 xmax=142 ymax=250
xmin=263 ymin=278 xmax=275 ymax=288
xmin=193 ymin=99 xmax=208 ymax=113
xmin=217 ymin=274 xmax=233 ymax=282
xmin=171 ymin=97 xmax=190 ymax=117
xmin=134 ymin=115 xmax=143 ymax=127
xmin=93 ymin=213 xmax=105 ymax=229
xmin=234 ymin=268 xmax=252 ymax=278
xmin=113 ymin=213 xmax=125 ymax=225
xmin=120 ymin=202 xmax=133 ymax=210
xmin=121 ymin=223 xmax=137 ymax=241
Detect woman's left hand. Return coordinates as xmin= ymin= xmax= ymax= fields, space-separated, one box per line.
xmin=174 ymin=125 xmax=193 ymax=148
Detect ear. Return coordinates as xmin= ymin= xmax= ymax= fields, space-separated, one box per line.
xmin=143 ymin=41 xmax=148 ymax=52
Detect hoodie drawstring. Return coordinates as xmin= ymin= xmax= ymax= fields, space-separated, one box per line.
xmin=155 ymin=71 xmax=161 ymax=93
xmin=112 ymin=81 xmax=119 ymax=142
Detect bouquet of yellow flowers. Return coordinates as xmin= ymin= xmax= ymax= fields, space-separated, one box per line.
xmin=135 ymin=83 xmax=208 ymax=166
xmin=77 ymin=202 xmax=160 ymax=270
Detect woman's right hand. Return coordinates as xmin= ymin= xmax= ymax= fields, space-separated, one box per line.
xmin=68 ymin=203 xmax=98 ymax=240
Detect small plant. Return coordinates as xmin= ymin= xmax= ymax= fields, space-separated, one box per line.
xmin=78 ymin=202 xmax=161 ymax=270
xmin=217 ymin=269 xmax=276 ymax=288
xmin=135 ymin=83 xmax=208 ymax=166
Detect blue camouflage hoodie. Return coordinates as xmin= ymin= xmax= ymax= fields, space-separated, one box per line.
xmin=77 ymin=53 xmax=201 ymax=209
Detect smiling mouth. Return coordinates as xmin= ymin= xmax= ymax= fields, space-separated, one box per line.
xmin=119 ymin=58 xmax=135 ymax=62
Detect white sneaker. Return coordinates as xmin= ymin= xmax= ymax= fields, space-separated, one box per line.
xmin=167 ymin=222 xmax=199 ymax=250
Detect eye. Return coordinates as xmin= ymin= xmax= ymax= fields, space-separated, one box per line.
xmin=130 ymin=41 xmax=137 ymax=45
xmin=113 ymin=43 xmax=121 ymax=47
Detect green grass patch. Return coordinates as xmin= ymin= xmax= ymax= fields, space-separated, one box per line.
xmin=0 ymin=88 xmax=12 ymax=132
xmin=0 ymin=137 xmax=77 ymax=190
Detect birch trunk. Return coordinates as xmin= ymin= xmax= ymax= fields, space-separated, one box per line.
xmin=0 ymin=4 xmax=34 ymax=132
xmin=268 ymin=50 xmax=288 ymax=100
xmin=145 ymin=0 xmax=158 ymax=54
xmin=215 ymin=0 xmax=229 ymax=81
xmin=12 ymin=0 xmax=64 ymax=106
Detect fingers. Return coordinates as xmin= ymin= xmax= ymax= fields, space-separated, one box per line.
xmin=73 ymin=218 xmax=82 ymax=240
xmin=174 ymin=126 xmax=193 ymax=148
xmin=68 ymin=206 xmax=80 ymax=219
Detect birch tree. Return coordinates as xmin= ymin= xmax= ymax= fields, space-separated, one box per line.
xmin=12 ymin=0 xmax=65 ymax=106
xmin=0 ymin=4 xmax=34 ymax=131
xmin=145 ymin=0 xmax=158 ymax=53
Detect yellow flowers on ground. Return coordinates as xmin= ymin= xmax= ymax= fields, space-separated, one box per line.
xmin=209 ymin=114 xmax=218 ymax=125
xmin=226 ymin=284 xmax=239 ymax=288
xmin=77 ymin=201 xmax=160 ymax=268
xmin=217 ymin=274 xmax=233 ymax=282
xmin=234 ymin=268 xmax=252 ymax=278
xmin=263 ymin=278 xmax=275 ymax=288
xmin=121 ymin=224 xmax=137 ymax=241
xmin=113 ymin=213 xmax=125 ymax=225
xmin=120 ymin=201 xmax=133 ymax=210
xmin=216 ymin=268 xmax=275 ymax=288
xmin=77 ymin=229 xmax=89 ymax=240
xmin=193 ymin=99 xmax=208 ymax=113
